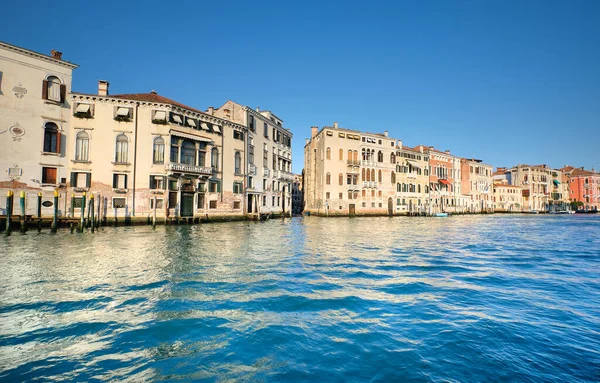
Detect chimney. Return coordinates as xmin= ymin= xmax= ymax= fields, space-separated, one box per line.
xmin=207 ymin=106 xmax=214 ymax=115
xmin=50 ymin=50 xmax=63 ymax=60
xmin=311 ymin=126 xmax=318 ymax=138
xmin=256 ymin=107 xmax=260 ymax=112
xmin=445 ymin=150 xmax=450 ymax=154
xmin=305 ymin=138 xmax=309 ymax=145
xmin=150 ymin=89 xmax=157 ymax=94
xmin=397 ymin=140 xmax=403 ymax=149
xmin=98 ymin=80 xmax=109 ymax=96
xmin=333 ymin=122 xmax=338 ymax=129
xmin=383 ymin=130 xmax=388 ymax=137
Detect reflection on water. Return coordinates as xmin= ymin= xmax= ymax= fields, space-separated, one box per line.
xmin=1 ymin=215 xmax=600 ymax=382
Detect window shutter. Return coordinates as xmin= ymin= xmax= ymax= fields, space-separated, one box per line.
xmin=124 ymin=175 xmax=128 ymax=189
xmin=71 ymin=172 xmax=77 ymax=187
xmin=113 ymin=174 xmax=118 ymax=188
xmin=42 ymin=80 xmax=48 ymax=100
xmin=86 ymin=173 xmax=91 ymax=188
xmin=217 ymin=180 xmax=221 ymax=193
xmin=60 ymin=84 xmax=66 ymax=103
xmin=56 ymin=131 xmax=62 ymax=155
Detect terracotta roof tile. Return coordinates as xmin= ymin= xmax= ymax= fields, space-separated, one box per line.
xmin=110 ymin=92 xmax=209 ymax=116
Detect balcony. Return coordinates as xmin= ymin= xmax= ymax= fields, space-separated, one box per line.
xmin=263 ymin=167 xmax=270 ymax=177
xmin=347 ymin=160 xmax=360 ymax=167
xmin=361 ymin=160 xmax=376 ymax=167
xmin=362 ymin=181 xmax=376 ymax=188
xmin=279 ymin=171 xmax=294 ymax=181
xmin=348 ymin=184 xmax=360 ymax=191
xmin=249 ymin=164 xmax=257 ymax=175
xmin=165 ymin=163 xmax=213 ymax=175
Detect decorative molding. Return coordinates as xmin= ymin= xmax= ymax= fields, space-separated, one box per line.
xmin=9 ymin=123 xmax=25 ymax=141
xmin=12 ymin=83 xmax=27 ymax=98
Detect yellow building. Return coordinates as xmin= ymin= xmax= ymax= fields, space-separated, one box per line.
xmin=493 ymin=181 xmax=523 ymax=212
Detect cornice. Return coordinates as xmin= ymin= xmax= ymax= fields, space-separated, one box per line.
xmin=0 ymin=41 xmax=78 ymax=69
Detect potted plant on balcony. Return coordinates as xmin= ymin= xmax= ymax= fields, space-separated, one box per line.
xmin=114 ymin=115 xmax=131 ymax=122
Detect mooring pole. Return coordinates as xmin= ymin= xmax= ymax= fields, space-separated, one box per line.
xmin=37 ymin=192 xmax=42 ymax=232
xmin=20 ymin=191 xmax=27 ymax=233
xmin=153 ymin=195 xmax=157 ymax=230
xmin=96 ymin=194 xmax=101 ymax=229
xmin=79 ymin=192 xmax=86 ymax=233
xmin=90 ymin=194 xmax=95 ymax=233
xmin=5 ymin=190 xmax=13 ymax=236
xmin=51 ymin=191 xmax=58 ymax=233
xmin=70 ymin=193 xmax=75 ymax=219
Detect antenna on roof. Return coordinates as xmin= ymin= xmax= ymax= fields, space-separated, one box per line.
xmin=150 ymin=89 xmax=157 ymax=94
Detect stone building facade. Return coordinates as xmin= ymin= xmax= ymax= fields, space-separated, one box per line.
xmin=213 ymin=102 xmax=293 ymax=217
xmin=508 ymin=164 xmax=553 ymax=211
xmin=0 ymin=42 xmax=77 ymax=216
xmin=461 ymin=158 xmax=493 ymax=213
xmin=395 ymin=143 xmax=430 ymax=214
xmin=493 ymin=181 xmax=524 ymax=212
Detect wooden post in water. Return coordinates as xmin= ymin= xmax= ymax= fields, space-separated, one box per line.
xmin=78 ymin=192 xmax=86 ymax=233
xmin=90 ymin=194 xmax=95 ymax=233
xmin=70 ymin=193 xmax=75 ymax=219
xmin=37 ymin=192 xmax=42 ymax=232
xmin=153 ymin=195 xmax=157 ymax=230
xmin=5 ymin=190 xmax=13 ymax=236
xmin=20 ymin=191 xmax=27 ymax=233
xmin=96 ymin=194 xmax=101 ymax=229
xmin=51 ymin=191 xmax=58 ymax=233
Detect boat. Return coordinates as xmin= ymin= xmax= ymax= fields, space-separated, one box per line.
xmin=434 ymin=213 xmax=448 ymax=217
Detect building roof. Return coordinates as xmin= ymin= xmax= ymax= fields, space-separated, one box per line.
xmin=570 ymin=168 xmax=598 ymax=177
xmin=110 ymin=92 xmax=208 ymax=116
xmin=0 ymin=40 xmax=79 ymax=69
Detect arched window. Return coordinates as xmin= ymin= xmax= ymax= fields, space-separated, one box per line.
xmin=43 ymin=122 xmax=60 ymax=154
xmin=348 ymin=149 xmax=353 ymax=162
xmin=326 ymin=147 xmax=331 ymax=160
xmin=378 ymin=169 xmax=382 ymax=183
xmin=362 ymin=168 xmax=366 ymax=181
xmin=75 ymin=131 xmax=89 ymax=161
xmin=390 ymin=153 xmax=396 ymax=163
xmin=152 ymin=136 xmax=165 ymax=164
xmin=378 ymin=151 xmax=383 ymax=162
xmin=181 ymin=140 xmax=196 ymax=165
xmin=339 ymin=173 xmax=343 ymax=185
xmin=326 ymin=172 xmax=331 ymax=185
xmin=418 ymin=184 xmax=421 ymax=193
xmin=371 ymin=169 xmax=375 ymax=181
xmin=234 ymin=151 xmax=241 ymax=174
xmin=362 ymin=148 xmax=366 ymax=161
xmin=46 ymin=76 xmax=61 ymax=102
xmin=391 ymin=172 xmax=396 ymax=184
xmin=339 ymin=149 xmax=343 ymax=161
xmin=115 ymin=134 xmax=128 ymax=163
xmin=211 ymin=147 xmax=219 ymax=170
xmin=425 ymin=185 xmax=429 ymax=193
xmin=366 ymin=169 xmax=371 ymax=181
xmin=397 ymin=183 xmax=400 ymax=192
xmin=353 ymin=150 xmax=358 ymax=162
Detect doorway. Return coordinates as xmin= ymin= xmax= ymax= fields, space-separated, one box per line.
xmin=388 ymin=198 xmax=393 ymax=216
xmin=180 ymin=193 xmax=194 ymax=217
xmin=349 ymin=204 xmax=356 ymax=215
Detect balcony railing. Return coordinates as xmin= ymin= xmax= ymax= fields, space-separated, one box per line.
xmin=348 ymin=184 xmax=360 ymax=191
xmin=165 ymin=163 xmax=213 ymax=175
xmin=279 ymin=171 xmax=294 ymax=181
xmin=347 ymin=160 xmax=360 ymax=166
xmin=361 ymin=160 xmax=376 ymax=167
xmin=263 ymin=167 xmax=270 ymax=177
xmin=249 ymin=164 xmax=257 ymax=175
xmin=362 ymin=181 xmax=376 ymax=188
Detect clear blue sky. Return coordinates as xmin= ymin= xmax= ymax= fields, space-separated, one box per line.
xmin=3 ymin=0 xmax=599 ymax=174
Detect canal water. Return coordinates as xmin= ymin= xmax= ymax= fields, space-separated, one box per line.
xmin=1 ymin=215 xmax=599 ymax=382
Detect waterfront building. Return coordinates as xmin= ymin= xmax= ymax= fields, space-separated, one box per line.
xmin=304 ymin=123 xmax=397 ymax=216
xmin=425 ymin=147 xmax=456 ymax=213
xmin=213 ymin=102 xmax=293 ymax=217
xmin=508 ymin=164 xmax=553 ymax=211
xmin=69 ymin=82 xmax=247 ymax=220
xmin=560 ymin=166 xmax=600 ymax=210
xmin=394 ymin=143 xmax=430 ymax=214
xmin=291 ymin=173 xmax=303 ymax=214
xmin=493 ymin=180 xmax=523 ymax=212
xmin=0 ymin=42 xmax=77 ymax=215
xmin=460 ymin=158 xmax=493 ymax=213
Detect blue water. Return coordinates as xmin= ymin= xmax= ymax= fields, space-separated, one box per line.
xmin=1 ymin=215 xmax=599 ymax=382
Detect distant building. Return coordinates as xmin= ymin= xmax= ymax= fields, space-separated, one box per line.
xmin=508 ymin=164 xmax=553 ymax=211
xmin=395 ymin=143 xmax=430 ymax=214
xmin=493 ymin=180 xmax=523 ymax=212
xmin=461 ymin=158 xmax=493 ymax=213
xmin=291 ymin=173 xmax=303 ymax=214
xmin=0 ymin=42 xmax=77 ymax=216
xmin=560 ymin=166 xmax=600 ymax=210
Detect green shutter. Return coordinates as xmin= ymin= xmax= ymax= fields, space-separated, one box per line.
xmin=113 ymin=174 xmax=118 ymax=188
xmin=217 ymin=181 xmax=221 ymax=193
xmin=86 ymin=173 xmax=91 ymax=187
xmin=71 ymin=172 xmax=77 ymax=187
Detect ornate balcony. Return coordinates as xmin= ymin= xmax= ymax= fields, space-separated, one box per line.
xmin=165 ymin=163 xmax=213 ymax=175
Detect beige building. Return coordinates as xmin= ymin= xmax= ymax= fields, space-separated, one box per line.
xmin=395 ymin=143 xmax=430 ymax=214
xmin=493 ymin=180 xmax=524 ymax=212
xmin=292 ymin=173 xmax=303 ymax=214
xmin=213 ymin=102 xmax=293 ymax=217
xmin=304 ymin=123 xmax=398 ymax=216
xmin=509 ymin=164 xmax=553 ymax=211
xmin=461 ymin=158 xmax=493 ymax=213
xmin=0 ymin=42 xmax=77 ymax=215
xmin=69 ymin=82 xmax=247 ymax=221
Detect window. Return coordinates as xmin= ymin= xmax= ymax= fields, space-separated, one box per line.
xmin=378 ymin=169 xmax=382 ymax=183
xmin=390 ymin=153 xmax=395 ymax=163
xmin=249 ymin=115 xmax=255 ymax=131
xmin=339 ymin=192 xmax=343 ymax=199
xmin=70 ymin=172 xmax=91 ymax=188
xmin=325 ymin=192 xmax=330 ymax=200
xmin=326 ymin=147 xmax=331 ymax=160
xmin=211 ymin=148 xmax=219 ymax=170
xmin=44 ymin=76 xmax=64 ymax=103
xmin=233 ymin=201 xmax=241 ymax=209
xmin=233 ymin=130 xmax=244 ymax=140
xmin=378 ymin=151 xmax=383 ymax=162
xmin=326 ymin=172 xmax=331 ymax=185
xmin=150 ymin=175 xmax=166 ymax=189
xmin=366 ymin=169 xmax=370 ymax=181
xmin=262 ymin=196 xmax=266 ymax=206
xmin=339 ymin=149 xmax=343 ymax=160
xmin=113 ymin=174 xmax=128 ymax=189
xmin=73 ymin=131 xmax=90 ymax=161
xmin=264 ymin=122 xmax=268 ymax=138
xmin=115 ymin=134 xmax=129 ymax=163
xmin=391 ymin=172 xmax=396 ymax=184
xmin=339 ymin=173 xmax=343 ymax=185
xmin=371 ymin=169 xmax=375 ymax=181
xmin=112 ymin=198 xmax=126 ymax=209
xmin=170 ymin=139 xmax=180 ymax=163
xmin=272 ymin=196 xmax=276 ymax=206
xmin=42 ymin=167 xmax=57 ymax=184
xmin=153 ymin=137 xmax=165 ymax=164
xmin=235 ymin=151 xmax=242 ymax=174
xmin=233 ymin=182 xmax=243 ymax=194
xmin=209 ymin=180 xmax=221 ymax=193
xmin=348 ymin=150 xmax=352 ymax=162
xmin=150 ymin=198 xmax=164 ymax=209
xmin=209 ymin=200 xmax=217 ymax=209
xmin=43 ymin=122 xmax=60 ymax=153
xmin=248 ymin=145 xmax=254 ymax=165
xmin=181 ymin=140 xmax=196 ymax=165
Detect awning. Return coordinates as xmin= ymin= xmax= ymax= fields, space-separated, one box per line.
xmin=439 ymin=179 xmax=451 ymax=185
xmin=169 ymin=129 xmax=211 ymax=142
xmin=187 ymin=119 xmax=196 ymax=128
xmin=116 ymin=107 xmax=130 ymax=116
xmin=212 ymin=125 xmax=222 ymax=133
xmin=154 ymin=111 xmax=166 ymax=120
xmin=201 ymin=122 xmax=210 ymax=131
xmin=76 ymin=104 xmax=90 ymax=113
xmin=406 ymin=159 xmax=420 ymax=168
xmin=172 ymin=114 xmax=183 ymax=124
xmin=553 ymin=179 xmax=560 ymax=186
